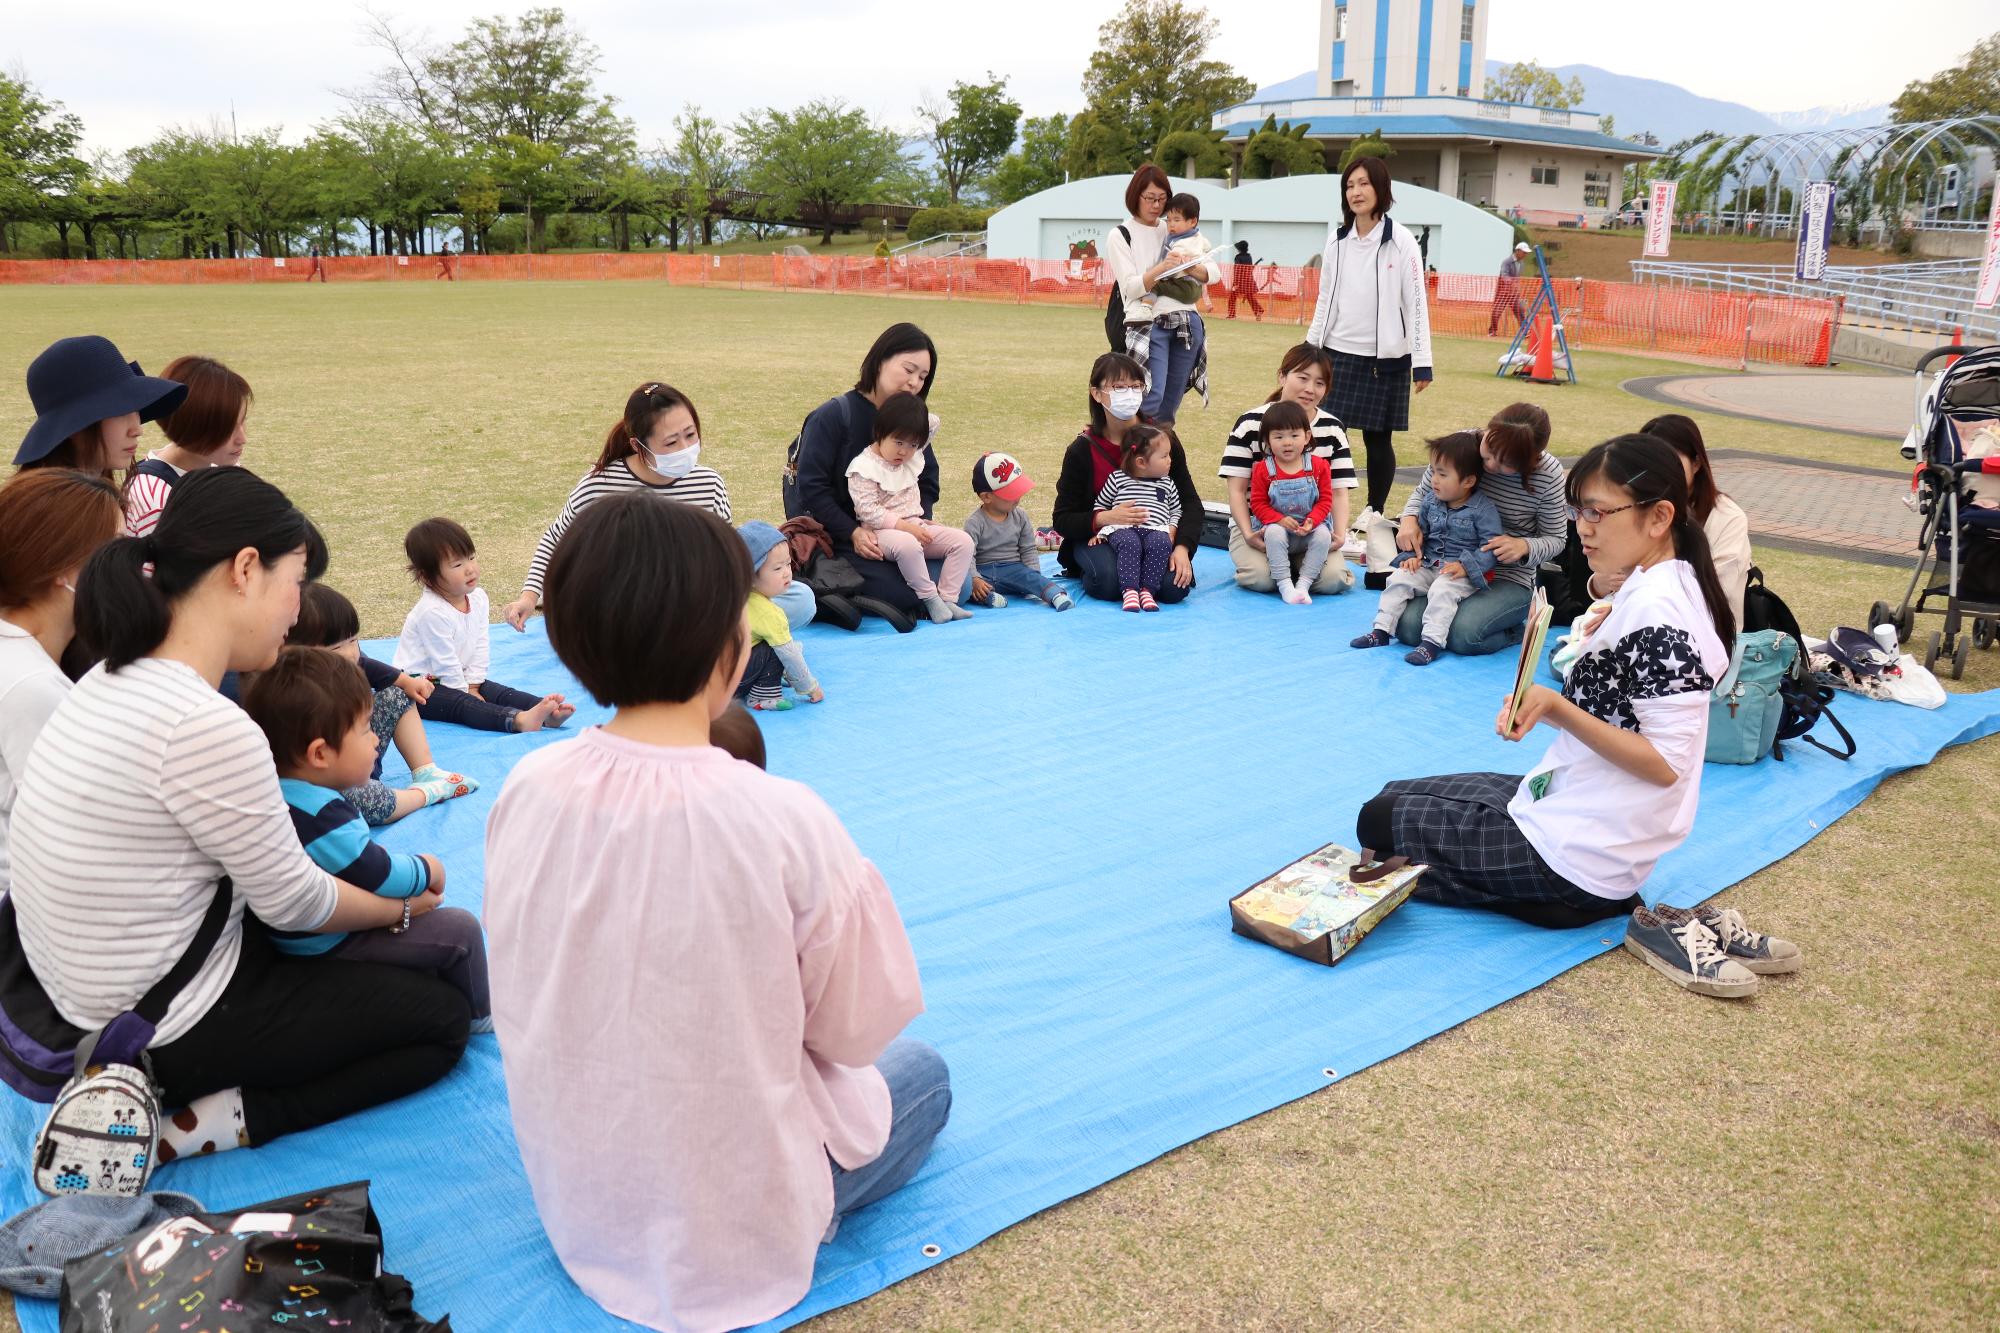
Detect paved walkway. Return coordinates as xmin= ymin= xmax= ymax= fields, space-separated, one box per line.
xmin=1625 ymin=371 xmax=1911 ymax=439
xmin=1707 ymin=451 xmax=1919 ymax=563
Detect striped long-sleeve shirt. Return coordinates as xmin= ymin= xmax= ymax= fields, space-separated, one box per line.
xmin=9 ymin=658 xmax=339 ymax=1043
xmin=1093 ymin=469 xmax=1182 ymax=535
xmin=269 ymin=779 xmax=432 ymax=956
xmin=521 ymin=458 xmax=732 ymax=598
xmin=1400 ymin=451 xmax=1569 ymax=589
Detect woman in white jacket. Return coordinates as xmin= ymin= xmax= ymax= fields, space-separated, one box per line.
xmin=1305 ymin=157 xmax=1434 ymax=514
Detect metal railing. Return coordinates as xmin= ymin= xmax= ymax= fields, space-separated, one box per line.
xmin=1630 ymin=257 xmax=1998 ymax=344
xmin=887 ymin=232 xmax=986 ymax=258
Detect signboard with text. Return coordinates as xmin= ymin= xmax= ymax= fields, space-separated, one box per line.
xmin=1794 ymin=181 xmax=1836 ymax=282
xmin=1977 ymin=185 xmax=2000 ymax=310
xmin=1643 ymin=180 xmax=1678 ymax=259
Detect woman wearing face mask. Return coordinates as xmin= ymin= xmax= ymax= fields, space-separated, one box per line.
xmin=1050 ymin=352 xmax=1203 ymax=604
xmin=504 ymin=382 xmax=808 ymax=631
xmin=0 ymin=470 xmax=126 ymax=894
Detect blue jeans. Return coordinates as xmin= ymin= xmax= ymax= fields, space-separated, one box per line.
xmin=1141 ymin=314 xmax=1204 ymax=422
xmin=770 ymin=580 xmax=816 ymax=630
xmin=977 ymin=561 xmax=1064 ymax=603
xmin=416 ymin=678 xmax=545 ymax=732
xmin=827 ymin=1037 xmax=951 ymax=1235
xmin=1394 ymin=579 xmax=1533 ymax=656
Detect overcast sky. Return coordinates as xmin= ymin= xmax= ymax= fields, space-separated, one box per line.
xmin=8 ymin=0 xmax=1989 ymax=156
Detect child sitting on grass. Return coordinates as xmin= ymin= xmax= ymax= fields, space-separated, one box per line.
xmin=1092 ymin=424 xmax=1182 ymax=612
xmin=1249 ymin=399 xmax=1338 ymax=605
xmin=242 ymin=647 xmax=491 ymax=1031
xmin=289 ymin=582 xmax=476 ymax=824
xmin=844 ymin=392 xmax=976 ymax=625
xmin=735 ymin=521 xmax=825 ymax=712
xmin=964 ymin=452 xmax=1074 ymax=611
xmin=394 ymin=516 xmax=575 ymax=732
xmin=1351 ymin=430 xmax=1502 ymax=664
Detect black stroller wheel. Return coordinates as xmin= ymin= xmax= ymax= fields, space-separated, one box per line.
xmin=1952 ymin=635 xmax=1970 ymax=680
xmin=1896 ymin=605 xmax=1915 ymax=644
xmin=1868 ymin=600 xmax=1893 ymax=636
xmin=1924 ymin=630 xmax=1943 ymax=671
xmin=1975 ymin=619 xmax=1997 ymax=651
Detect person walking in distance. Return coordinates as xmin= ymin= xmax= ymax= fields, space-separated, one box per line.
xmin=1228 ymin=240 xmax=1265 ymax=322
xmin=1488 ymin=242 xmax=1530 ymax=336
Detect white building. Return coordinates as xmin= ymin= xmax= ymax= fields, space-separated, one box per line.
xmin=983 ymin=173 xmax=1516 ymax=274
xmin=1213 ymin=1 xmax=1660 ymax=226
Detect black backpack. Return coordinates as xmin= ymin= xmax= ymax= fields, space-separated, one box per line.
xmin=1102 ymin=224 xmax=1131 ymax=352
xmin=1740 ymin=567 xmax=1855 ymax=762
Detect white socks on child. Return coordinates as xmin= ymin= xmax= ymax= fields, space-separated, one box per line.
xmin=158 ymin=1086 xmax=248 ymax=1161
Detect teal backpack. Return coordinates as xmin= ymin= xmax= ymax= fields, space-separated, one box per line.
xmin=1707 ymin=629 xmax=1856 ymax=765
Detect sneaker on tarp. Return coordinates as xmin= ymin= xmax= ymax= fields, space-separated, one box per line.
xmin=1653 ymin=904 xmax=1801 ymax=975
xmin=1623 ymin=906 xmax=1760 ymax=998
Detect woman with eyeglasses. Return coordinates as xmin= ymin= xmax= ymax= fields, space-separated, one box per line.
xmin=503 ymin=382 xmax=815 ymax=632
xmin=1390 ymin=402 xmax=1568 ymax=654
xmin=1353 ymin=434 xmax=1736 ymax=932
xmin=1100 ymin=164 xmax=1186 ymax=355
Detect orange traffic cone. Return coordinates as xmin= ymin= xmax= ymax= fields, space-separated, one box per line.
xmin=1528 ymin=311 xmax=1560 ymax=383
xmin=1948 ymin=326 xmax=1965 ymax=366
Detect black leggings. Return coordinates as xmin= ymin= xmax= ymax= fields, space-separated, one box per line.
xmin=415 ymin=678 xmax=543 ymax=732
xmin=1361 ymin=429 xmax=1397 ymax=515
xmin=149 ymin=920 xmax=470 ymax=1144
xmin=1355 ymin=793 xmax=1638 ymax=931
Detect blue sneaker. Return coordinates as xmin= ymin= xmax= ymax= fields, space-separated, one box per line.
xmin=1048 ymin=589 xmax=1074 ymax=612
xmin=1623 ymin=907 xmax=1759 ymax=997
xmin=1654 ymin=904 xmax=1802 ymax=975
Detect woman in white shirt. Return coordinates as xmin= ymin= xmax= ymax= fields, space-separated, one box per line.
xmin=0 ymin=470 xmax=125 ymax=894
xmin=9 ymin=467 xmax=469 ymax=1159
xmin=1101 ymin=163 xmax=1178 ymax=352
xmin=1305 ymin=157 xmax=1435 ymax=515
xmin=1354 ymin=435 xmax=1736 ymax=929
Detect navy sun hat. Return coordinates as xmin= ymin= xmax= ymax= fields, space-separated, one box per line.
xmin=15 ymin=336 xmax=189 ymax=466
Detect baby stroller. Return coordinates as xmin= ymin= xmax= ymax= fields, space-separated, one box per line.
xmin=1871 ymin=344 xmax=2000 ymax=680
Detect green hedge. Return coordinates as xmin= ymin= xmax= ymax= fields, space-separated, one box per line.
xmin=905 ymin=205 xmax=994 ymax=241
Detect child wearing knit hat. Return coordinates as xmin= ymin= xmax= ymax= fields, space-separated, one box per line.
xmin=736 ymin=521 xmax=824 ymax=712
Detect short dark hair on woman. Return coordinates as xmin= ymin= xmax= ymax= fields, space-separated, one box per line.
xmin=242 ymin=646 xmax=372 ymax=770
xmin=1165 ymin=192 xmax=1201 ymax=221
xmin=1261 ymin=399 xmax=1312 ymax=441
xmin=544 ymin=493 xmax=749 ymax=708
xmin=1641 ymin=413 xmax=1719 ymax=524
xmin=1124 ymin=163 xmax=1171 ymax=216
xmin=1340 ymin=156 xmax=1395 ymax=227
xmin=158 ymin=356 xmax=252 ymax=454
xmin=1426 ymin=430 xmax=1485 ymax=481
xmin=854 ymin=323 xmax=938 ymax=399
xmin=1087 ymin=352 xmax=1147 ymax=436
xmin=1483 ymin=401 xmax=1552 ymax=489
xmin=289 ymin=582 xmax=361 ymax=647
xmin=404 ymin=517 xmax=476 ymax=588
xmin=75 ymin=466 xmax=327 ymax=672
xmin=873 ymin=391 xmax=930 ymax=445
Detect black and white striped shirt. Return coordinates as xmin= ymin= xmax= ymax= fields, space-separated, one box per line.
xmin=522 ymin=457 xmax=733 ymax=597
xmin=1401 ymin=451 xmax=1569 ymax=589
xmin=10 ymin=658 xmax=338 ymax=1042
xmin=1094 ymin=470 xmax=1182 ymax=534
xmin=1218 ymin=404 xmax=1358 ymax=489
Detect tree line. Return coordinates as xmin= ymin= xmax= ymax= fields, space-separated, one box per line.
xmin=0 ymin=1 xmax=1298 ymax=261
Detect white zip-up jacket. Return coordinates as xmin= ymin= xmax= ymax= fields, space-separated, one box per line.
xmin=1305 ymin=215 xmax=1434 ymax=382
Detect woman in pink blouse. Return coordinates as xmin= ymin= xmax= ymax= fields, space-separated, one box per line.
xmin=483 ymin=493 xmax=947 ymax=1333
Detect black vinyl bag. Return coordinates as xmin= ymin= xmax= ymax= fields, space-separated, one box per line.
xmin=60 ymin=1181 xmax=449 ymax=1332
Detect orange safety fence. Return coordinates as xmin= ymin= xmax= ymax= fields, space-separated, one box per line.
xmin=0 ymin=253 xmax=1840 ymax=367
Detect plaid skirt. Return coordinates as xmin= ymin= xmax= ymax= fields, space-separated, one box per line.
xmin=1375 ymin=771 xmax=1599 ymax=910
xmin=1325 ymin=350 xmax=1412 ymax=433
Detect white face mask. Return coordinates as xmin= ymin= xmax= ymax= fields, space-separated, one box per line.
xmin=1106 ymin=388 xmax=1144 ymax=421
xmin=649 ymin=441 xmax=700 ymax=479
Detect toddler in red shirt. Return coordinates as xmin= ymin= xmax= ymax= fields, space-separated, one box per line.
xmin=1249 ymin=400 xmax=1338 ymax=604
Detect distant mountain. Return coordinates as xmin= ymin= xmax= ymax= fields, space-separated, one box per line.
xmin=1245 ymin=62 xmax=1890 ymax=147
xmin=1483 ymin=61 xmax=1888 ymax=145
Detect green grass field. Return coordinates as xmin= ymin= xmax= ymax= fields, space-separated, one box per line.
xmin=1 ymin=283 xmax=1993 ymax=1331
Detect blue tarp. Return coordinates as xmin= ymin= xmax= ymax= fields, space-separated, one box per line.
xmin=7 ymin=548 xmax=1997 ymax=1331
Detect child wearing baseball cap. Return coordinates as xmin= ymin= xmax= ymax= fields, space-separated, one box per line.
xmin=735 ymin=521 xmax=825 ymax=711
xmin=964 ymin=453 xmax=1074 ymax=611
